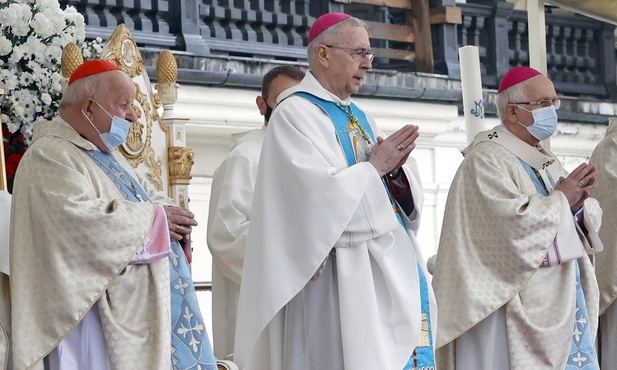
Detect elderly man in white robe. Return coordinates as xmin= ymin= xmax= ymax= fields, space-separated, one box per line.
xmin=432 ymin=66 xmax=603 ymax=370
xmin=589 ymin=116 xmax=617 ymax=369
xmin=10 ymin=60 xmax=216 ymax=370
xmin=233 ymin=12 xmax=437 ymax=370
xmin=207 ymin=65 xmax=304 ymax=359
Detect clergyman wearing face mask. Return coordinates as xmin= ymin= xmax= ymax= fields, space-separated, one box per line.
xmin=82 ymin=99 xmax=132 ymax=151
xmin=9 ymin=59 xmax=218 ymax=370
xmin=432 ymin=66 xmax=602 ymax=369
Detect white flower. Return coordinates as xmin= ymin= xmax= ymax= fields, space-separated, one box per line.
xmin=0 ymin=5 xmax=18 ymax=28
xmin=41 ymin=93 xmax=52 ymax=105
xmin=0 ymin=36 xmax=12 ymax=57
xmin=1 ymin=0 xmax=99 ymax=143
xmin=25 ymin=36 xmax=46 ymax=57
xmin=31 ymin=12 xmax=55 ymax=38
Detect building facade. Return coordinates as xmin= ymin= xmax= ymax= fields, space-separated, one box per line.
xmin=58 ymin=0 xmax=617 ymax=344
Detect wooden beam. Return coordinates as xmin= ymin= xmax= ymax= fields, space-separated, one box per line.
xmin=429 ymin=6 xmax=462 ymax=24
xmin=372 ymin=47 xmax=416 ymax=60
xmin=334 ymin=0 xmax=412 ymax=10
xmin=410 ymin=0 xmax=434 ymax=73
xmin=365 ymin=21 xmax=415 ymax=43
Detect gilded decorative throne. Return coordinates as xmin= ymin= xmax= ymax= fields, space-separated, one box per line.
xmin=61 ymin=24 xmax=193 ymax=206
xmin=60 ymin=25 xmax=238 ymax=370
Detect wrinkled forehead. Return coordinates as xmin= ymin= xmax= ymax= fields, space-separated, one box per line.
xmin=335 ymin=24 xmax=370 ymax=48
xmin=522 ymin=75 xmax=557 ymax=101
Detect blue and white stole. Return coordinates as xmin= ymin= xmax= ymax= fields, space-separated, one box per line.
xmin=84 ymin=149 xmax=217 ymax=370
xmin=292 ymin=92 xmax=435 ymax=369
xmin=523 ymin=161 xmax=599 ymax=370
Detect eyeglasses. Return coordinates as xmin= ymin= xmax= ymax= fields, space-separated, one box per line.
xmin=325 ymin=45 xmax=375 ymax=63
xmin=513 ymin=99 xmax=561 ymax=110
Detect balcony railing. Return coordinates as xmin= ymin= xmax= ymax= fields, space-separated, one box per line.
xmin=58 ymin=0 xmax=616 ymax=100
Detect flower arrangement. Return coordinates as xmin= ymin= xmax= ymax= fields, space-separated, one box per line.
xmin=0 ymin=0 xmax=102 ymax=192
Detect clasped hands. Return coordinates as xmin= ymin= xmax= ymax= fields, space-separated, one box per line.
xmin=554 ymin=163 xmax=598 ymax=213
xmin=164 ymin=205 xmax=198 ymax=241
xmin=369 ymin=124 xmax=419 ymax=177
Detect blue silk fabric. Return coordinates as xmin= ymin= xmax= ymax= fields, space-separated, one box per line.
xmin=521 ymin=160 xmax=599 ymax=370
xmin=85 ymin=149 xmax=217 ymax=370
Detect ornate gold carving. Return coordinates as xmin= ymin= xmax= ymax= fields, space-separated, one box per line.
xmin=61 ymin=43 xmax=83 ymax=79
xmin=101 ymin=24 xmax=144 ymax=78
xmin=156 ymin=50 xmax=178 ymax=84
xmin=99 ymin=25 xmax=166 ymax=190
xmin=143 ymin=146 xmax=164 ymax=191
xmin=168 ymin=146 xmax=194 ymax=179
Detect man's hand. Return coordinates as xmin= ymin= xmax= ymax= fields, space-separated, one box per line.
xmin=369 ymin=125 xmax=419 ymax=177
xmin=164 ymin=206 xmax=198 ymax=241
xmin=554 ymin=163 xmax=598 ymax=213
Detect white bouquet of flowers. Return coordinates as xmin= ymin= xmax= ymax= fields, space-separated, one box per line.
xmin=0 ymin=0 xmax=102 ymax=190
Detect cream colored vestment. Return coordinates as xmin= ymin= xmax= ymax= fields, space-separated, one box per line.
xmin=10 ymin=120 xmax=173 ymax=370
xmin=433 ymin=126 xmax=601 ymax=370
xmin=589 ymin=117 xmax=617 ymax=369
xmin=0 ymin=191 xmax=10 ymax=370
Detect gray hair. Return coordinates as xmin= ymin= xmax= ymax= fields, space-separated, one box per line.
xmin=307 ymin=17 xmax=366 ymax=68
xmin=59 ymin=71 xmax=129 ymax=109
xmin=495 ymin=79 xmax=531 ymax=120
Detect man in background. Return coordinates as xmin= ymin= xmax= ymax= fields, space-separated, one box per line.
xmin=207 ymin=65 xmax=304 ymax=359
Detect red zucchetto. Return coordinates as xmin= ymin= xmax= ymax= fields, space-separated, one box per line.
xmin=308 ymin=12 xmax=351 ymax=43
xmin=68 ymin=59 xmax=120 ymax=86
xmin=497 ymin=66 xmax=542 ymax=93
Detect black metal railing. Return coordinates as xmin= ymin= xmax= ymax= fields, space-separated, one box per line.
xmin=459 ymin=0 xmax=616 ymax=99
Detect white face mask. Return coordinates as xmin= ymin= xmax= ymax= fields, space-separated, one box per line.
xmin=82 ymin=100 xmax=131 ymax=151
xmin=516 ymin=105 xmax=558 ymax=141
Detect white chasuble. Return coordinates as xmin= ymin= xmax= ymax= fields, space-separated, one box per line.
xmin=10 ymin=120 xmax=172 ymax=370
xmin=207 ymin=127 xmax=265 ymax=359
xmin=433 ymin=126 xmax=601 ymax=370
xmin=233 ymin=72 xmax=435 ymax=370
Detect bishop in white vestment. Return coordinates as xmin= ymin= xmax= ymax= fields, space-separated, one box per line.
xmin=234 ymin=13 xmax=436 ymax=370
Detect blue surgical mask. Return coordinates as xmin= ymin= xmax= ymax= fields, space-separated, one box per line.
xmin=516 ymin=105 xmax=558 ymax=141
xmin=82 ymin=100 xmax=131 ymax=151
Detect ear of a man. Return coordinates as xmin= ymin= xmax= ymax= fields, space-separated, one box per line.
xmin=256 ymin=95 xmax=267 ymax=116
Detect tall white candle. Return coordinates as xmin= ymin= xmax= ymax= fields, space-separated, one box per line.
xmin=459 ymin=46 xmax=485 ymax=144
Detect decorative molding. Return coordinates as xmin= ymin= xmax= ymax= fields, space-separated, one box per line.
xmin=168 ymin=146 xmax=195 ymax=180
xmin=100 ymin=25 xmax=167 ymax=190
xmin=102 ymin=24 xmax=145 ymax=79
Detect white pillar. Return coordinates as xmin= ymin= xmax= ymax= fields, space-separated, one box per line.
xmin=459 ymin=46 xmax=486 ymax=144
